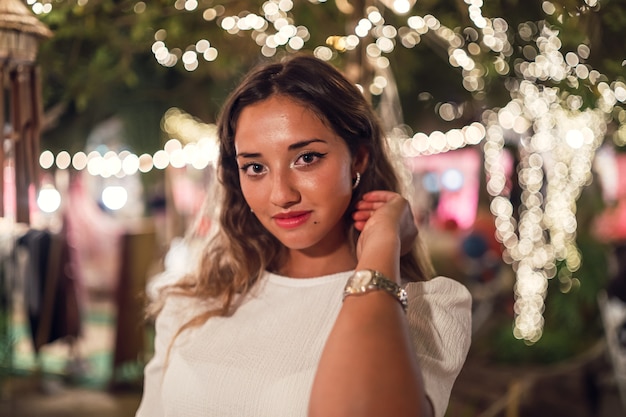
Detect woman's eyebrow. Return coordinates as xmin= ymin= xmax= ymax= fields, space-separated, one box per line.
xmin=288 ymin=138 xmax=326 ymax=151
xmin=236 ymin=151 xmax=261 ymax=159
xmin=236 ymin=138 xmax=327 ymax=159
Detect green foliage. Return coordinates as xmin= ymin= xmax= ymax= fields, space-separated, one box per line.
xmin=32 ymin=0 xmax=626 ymax=153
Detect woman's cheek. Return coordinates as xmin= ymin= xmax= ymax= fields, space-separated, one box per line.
xmin=240 ymin=181 xmax=260 ymax=210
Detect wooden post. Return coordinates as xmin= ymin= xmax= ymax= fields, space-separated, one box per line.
xmin=10 ymin=65 xmax=31 ymax=224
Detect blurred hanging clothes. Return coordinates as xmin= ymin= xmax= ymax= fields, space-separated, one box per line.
xmin=16 ymin=225 xmax=82 ymax=353
xmin=64 ymin=173 xmax=122 ymax=294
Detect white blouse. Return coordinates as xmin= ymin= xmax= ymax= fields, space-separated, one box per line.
xmin=136 ymin=271 xmax=472 ymax=417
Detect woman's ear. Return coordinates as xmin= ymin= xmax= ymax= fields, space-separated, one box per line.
xmin=352 ymin=145 xmax=369 ymax=174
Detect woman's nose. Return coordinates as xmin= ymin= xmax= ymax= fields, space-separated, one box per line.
xmin=269 ymin=172 xmax=301 ymax=208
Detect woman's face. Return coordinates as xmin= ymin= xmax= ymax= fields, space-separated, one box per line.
xmin=234 ymin=95 xmax=360 ymax=257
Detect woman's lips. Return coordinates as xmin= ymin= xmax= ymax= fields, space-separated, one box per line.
xmin=273 ymin=211 xmax=312 ymax=229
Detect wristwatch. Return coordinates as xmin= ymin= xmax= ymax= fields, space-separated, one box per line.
xmin=343 ymin=269 xmax=408 ymax=313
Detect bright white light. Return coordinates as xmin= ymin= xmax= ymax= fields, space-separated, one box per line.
xmin=392 ymin=0 xmax=411 ymax=14
xmin=565 ymin=129 xmax=584 ymax=149
xmin=72 ymin=152 xmax=88 ymax=170
xmin=170 ymin=149 xmax=186 ymax=168
xmin=441 ymin=168 xmax=464 ymax=191
xmin=40 ymin=150 xmax=54 ymax=169
xmin=288 ymin=37 xmax=304 ymax=50
xmin=182 ymin=50 xmax=197 ymax=65
xmin=37 ymin=186 xmax=61 ymax=213
xmin=196 ymin=39 xmax=210 ymax=52
xmin=153 ymin=150 xmax=170 ymax=169
xmin=203 ymin=48 xmax=218 ymax=61
xmin=56 ymin=151 xmax=71 ymax=170
xmin=101 ymin=186 xmax=128 ymax=211
xmin=221 ymin=16 xmax=236 ymax=31
xmin=138 ymin=154 xmax=154 ymax=173
xmin=122 ymin=154 xmax=140 ymax=175
xmin=185 ymin=0 xmax=198 ymax=11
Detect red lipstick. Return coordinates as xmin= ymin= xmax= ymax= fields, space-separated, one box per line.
xmin=273 ymin=211 xmax=312 ymax=229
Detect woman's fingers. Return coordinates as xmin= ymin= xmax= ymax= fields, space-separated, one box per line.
xmin=355 ymin=191 xmax=396 ymax=207
xmin=352 ymin=191 xmax=402 ymax=231
xmin=352 ymin=208 xmax=371 ymax=231
xmin=353 ymin=190 xmax=419 ymax=253
xmin=360 ymin=190 xmax=397 ymax=201
xmin=352 ymin=193 xmax=386 ymax=230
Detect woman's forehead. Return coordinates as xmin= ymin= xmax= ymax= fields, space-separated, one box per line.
xmin=233 ymin=100 xmax=348 ymax=155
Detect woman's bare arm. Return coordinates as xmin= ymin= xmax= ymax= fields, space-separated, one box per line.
xmin=309 ymin=192 xmax=432 ymax=417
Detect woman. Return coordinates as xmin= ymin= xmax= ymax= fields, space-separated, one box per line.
xmin=136 ymin=54 xmax=471 ymax=417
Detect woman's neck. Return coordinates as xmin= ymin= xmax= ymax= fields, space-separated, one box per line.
xmin=277 ymin=244 xmax=357 ymax=278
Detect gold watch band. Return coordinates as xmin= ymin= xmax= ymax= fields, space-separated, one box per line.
xmin=343 ymin=269 xmax=408 ymax=313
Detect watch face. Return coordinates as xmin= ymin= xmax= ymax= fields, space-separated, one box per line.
xmin=352 ymin=270 xmax=373 ymax=288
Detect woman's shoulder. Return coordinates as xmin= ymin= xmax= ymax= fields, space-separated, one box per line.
xmin=161 ymin=289 xmax=210 ymax=316
xmin=404 ymin=276 xmax=472 ymax=417
xmin=151 ymin=290 xmax=204 ymax=332
xmin=405 ymin=276 xmax=472 ymax=302
xmin=404 ymin=276 xmax=473 ymax=336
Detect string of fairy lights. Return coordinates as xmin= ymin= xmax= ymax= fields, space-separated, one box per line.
xmin=30 ymin=0 xmax=626 ymax=343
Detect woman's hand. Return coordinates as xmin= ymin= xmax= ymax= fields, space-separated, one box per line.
xmin=352 ymin=191 xmax=418 ymax=259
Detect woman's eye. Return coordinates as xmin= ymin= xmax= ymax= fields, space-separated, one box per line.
xmin=241 ymin=163 xmax=266 ymax=176
xmin=293 ymin=152 xmax=326 ymax=167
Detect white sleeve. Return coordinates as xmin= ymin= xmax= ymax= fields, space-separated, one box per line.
xmin=405 ymin=276 xmax=472 ymax=417
xmin=135 ymin=294 xmax=192 ymax=417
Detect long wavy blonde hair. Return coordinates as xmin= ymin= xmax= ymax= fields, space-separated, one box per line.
xmin=151 ymin=53 xmax=433 ymax=331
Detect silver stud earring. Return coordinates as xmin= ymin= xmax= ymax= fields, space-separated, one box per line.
xmin=352 ymin=172 xmax=361 ymax=190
